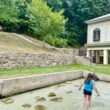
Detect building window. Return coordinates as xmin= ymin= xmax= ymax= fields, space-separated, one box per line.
xmin=93 ymin=28 xmax=100 ymax=42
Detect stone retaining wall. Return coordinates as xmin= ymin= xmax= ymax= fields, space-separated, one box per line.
xmin=56 ymin=48 xmax=79 ymax=55
xmin=75 ymin=56 xmax=96 ymax=66
xmin=0 ymin=70 xmax=83 ymax=97
xmin=0 ymin=52 xmax=95 ymax=69
xmin=0 ymin=52 xmax=75 ymax=69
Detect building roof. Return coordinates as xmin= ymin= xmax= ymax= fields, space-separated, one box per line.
xmin=85 ymin=13 xmax=110 ymax=24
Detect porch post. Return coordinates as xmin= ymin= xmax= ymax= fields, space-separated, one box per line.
xmin=96 ymin=51 xmax=100 ymax=64
xmin=86 ymin=50 xmax=90 ymax=58
xmin=103 ymin=49 xmax=108 ymax=65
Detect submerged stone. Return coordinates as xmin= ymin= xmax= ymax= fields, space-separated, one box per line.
xmin=65 ymin=91 xmax=73 ymax=94
xmin=65 ymin=81 xmax=72 ymax=84
xmin=22 ymin=104 xmax=31 ymax=108
xmin=1 ymin=98 xmax=14 ymax=104
xmin=35 ymin=105 xmax=46 ymax=110
xmin=35 ymin=96 xmax=40 ymax=99
xmin=36 ymin=97 xmax=46 ymax=102
xmin=55 ymin=84 xmax=65 ymax=88
xmin=50 ymin=97 xmax=63 ymax=102
xmin=48 ymin=92 xmax=56 ymax=97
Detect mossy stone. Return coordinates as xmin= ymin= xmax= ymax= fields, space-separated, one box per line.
xmin=35 ymin=105 xmax=46 ymax=110
xmin=22 ymin=104 xmax=31 ymax=108
xmin=1 ymin=98 xmax=14 ymax=104
xmin=66 ymin=91 xmax=73 ymax=94
xmin=48 ymin=92 xmax=56 ymax=97
xmin=36 ymin=97 xmax=46 ymax=102
xmin=50 ymin=97 xmax=63 ymax=102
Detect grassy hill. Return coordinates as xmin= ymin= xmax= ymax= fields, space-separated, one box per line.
xmin=0 ymin=32 xmax=59 ymax=54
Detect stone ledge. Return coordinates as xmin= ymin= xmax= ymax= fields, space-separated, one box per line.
xmin=0 ymin=80 xmax=4 ymax=98
xmin=0 ymin=70 xmax=83 ymax=97
xmin=83 ymin=70 xmax=110 ymax=82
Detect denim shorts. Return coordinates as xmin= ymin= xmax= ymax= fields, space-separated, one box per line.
xmin=83 ymin=89 xmax=92 ymax=96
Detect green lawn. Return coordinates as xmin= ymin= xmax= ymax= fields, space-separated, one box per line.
xmin=0 ymin=64 xmax=110 ymax=78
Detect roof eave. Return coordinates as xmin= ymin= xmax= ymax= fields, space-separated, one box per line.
xmin=85 ymin=16 xmax=110 ymax=24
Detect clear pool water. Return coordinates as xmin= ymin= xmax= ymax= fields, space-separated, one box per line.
xmin=0 ymin=79 xmax=110 ymax=110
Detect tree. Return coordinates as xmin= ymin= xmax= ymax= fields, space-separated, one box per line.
xmin=0 ymin=0 xmax=67 ymax=47
xmin=26 ymin=0 xmax=66 ymax=41
xmin=16 ymin=0 xmax=32 ymax=33
xmin=0 ymin=0 xmax=19 ymax=32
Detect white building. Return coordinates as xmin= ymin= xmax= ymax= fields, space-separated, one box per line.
xmin=85 ymin=14 xmax=110 ymax=65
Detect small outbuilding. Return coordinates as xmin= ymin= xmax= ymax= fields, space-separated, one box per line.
xmin=85 ymin=14 xmax=110 ymax=64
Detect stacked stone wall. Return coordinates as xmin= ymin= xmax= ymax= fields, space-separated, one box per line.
xmin=0 ymin=52 xmax=76 ymax=69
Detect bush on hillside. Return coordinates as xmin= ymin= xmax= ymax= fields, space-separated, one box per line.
xmin=45 ymin=34 xmax=67 ymax=47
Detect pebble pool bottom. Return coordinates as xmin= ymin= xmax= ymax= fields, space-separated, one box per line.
xmin=0 ymin=79 xmax=110 ymax=110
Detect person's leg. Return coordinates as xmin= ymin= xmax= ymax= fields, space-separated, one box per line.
xmin=84 ymin=95 xmax=87 ymax=108
xmin=87 ymin=95 xmax=91 ymax=109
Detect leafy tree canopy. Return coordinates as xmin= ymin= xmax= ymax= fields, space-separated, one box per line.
xmin=0 ymin=0 xmax=110 ymax=47
xmin=0 ymin=0 xmax=67 ymax=47
xmin=46 ymin=0 xmax=110 ymax=47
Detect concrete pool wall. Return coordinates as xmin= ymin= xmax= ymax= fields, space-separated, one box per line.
xmin=0 ymin=70 xmax=83 ymax=97
xmin=0 ymin=70 xmax=110 ymax=98
xmin=83 ymin=71 xmax=110 ymax=82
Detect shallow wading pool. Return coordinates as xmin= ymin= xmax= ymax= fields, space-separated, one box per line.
xmin=0 ymin=79 xmax=110 ymax=110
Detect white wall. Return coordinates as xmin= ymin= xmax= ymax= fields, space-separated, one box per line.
xmin=87 ymin=20 xmax=110 ymax=44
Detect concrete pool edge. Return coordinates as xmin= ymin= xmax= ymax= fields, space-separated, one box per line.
xmin=83 ymin=70 xmax=110 ymax=82
xmin=0 ymin=70 xmax=110 ymax=98
xmin=0 ymin=70 xmax=83 ymax=97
